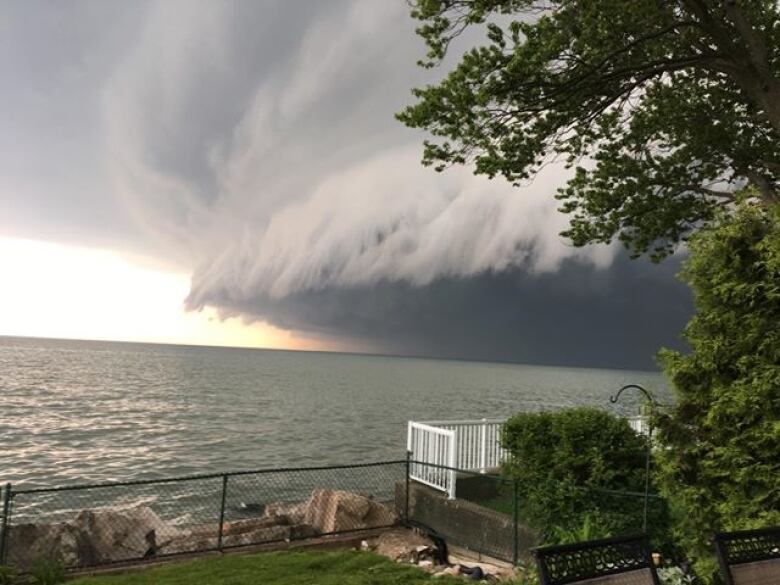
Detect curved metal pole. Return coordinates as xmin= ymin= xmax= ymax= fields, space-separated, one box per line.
xmin=610 ymin=384 xmax=658 ymax=408
xmin=610 ymin=384 xmax=656 ymax=533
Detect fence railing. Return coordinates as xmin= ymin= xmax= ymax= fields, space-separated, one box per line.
xmin=626 ymin=415 xmax=651 ymax=436
xmin=430 ymin=419 xmax=508 ymax=472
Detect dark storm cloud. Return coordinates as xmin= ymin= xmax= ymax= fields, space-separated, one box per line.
xmin=2 ymin=0 xmax=694 ymax=368
xmin=202 ymin=252 xmax=693 ymax=371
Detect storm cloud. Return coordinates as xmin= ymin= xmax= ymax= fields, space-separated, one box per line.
xmin=1 ymin=0 xmax=693 ymax=368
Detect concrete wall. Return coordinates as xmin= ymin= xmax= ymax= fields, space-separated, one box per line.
xmin=396 ymin=481 xmax=536 ymax=564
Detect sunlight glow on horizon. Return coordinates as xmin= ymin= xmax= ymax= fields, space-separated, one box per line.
xmin=0 ymin=237 xmax=328 ymax=351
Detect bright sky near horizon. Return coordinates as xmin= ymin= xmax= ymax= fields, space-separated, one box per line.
xmin=0 ymin=237 xmax=325 ymax=351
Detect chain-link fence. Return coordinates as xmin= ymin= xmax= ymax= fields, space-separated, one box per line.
xmin=0 ymin=461 xmax=407 ymax=571
xmin=0 ymin=459 xmax=666 ymax=572
xmin=404 ymin=461 xmax=669 ymax=565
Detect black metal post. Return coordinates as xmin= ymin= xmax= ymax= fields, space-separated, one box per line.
xmin=512 ymin=479 xmax=519 ymax=566
xmin=404 ymin=451 xmax=411 ymax=525
xmin=0 ymin=483 xmax=11 ymax=564
xmin=217 ymin=474 xmax=228 ymax=550
xmin=610 ymin=384 xmax=657 ymax=533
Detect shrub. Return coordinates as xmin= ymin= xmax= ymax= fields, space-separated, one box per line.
xmin=657 ymin=566 xmax=696 ymax=585
xmin=657 ymin=203 xmax=780 ymax=582
xmin=0 ymin=565 xmax=16 ymax=585
xmin=29 ymin=557 xmax=66 ymax=585
xmin=501 ymin=407 xmax=657 ymax=542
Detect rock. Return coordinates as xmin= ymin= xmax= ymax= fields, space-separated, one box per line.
xmin=419 ymin=560 xmax=434 ymax=569
xmin=6 ymin=522 xmax=85 ymax=569
xmin=165 ymin=532 xmax=215 ymax=555
xmin=263 ymin=501 xmax=306 ymax=524
xmin=289 ymin=523 xmax=317 ymax=540
xmin=221 ymin=524 xmax=292 ymax=547
xmin=302 ymin=489 xmax=397 ymax=533
xmin=434 ymin=566 xmax=462 ymax=578
xmin=448 ymin=553 xmax=516 ymax=581
xmin=223 ymin=516 xmax=286 ymax=535
xmin=71 ymin=506 xmax=182 ymax=562
xmin=445 ymin=565 xmax=463 ymax=575
xmin=374 ymin=529 xmax=437 ymax=563
xmin=6 ymin=506 xmax=181 ymax=568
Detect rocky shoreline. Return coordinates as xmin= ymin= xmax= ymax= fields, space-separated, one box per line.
xmin=7 ymin=488 xmax=398 ymax=569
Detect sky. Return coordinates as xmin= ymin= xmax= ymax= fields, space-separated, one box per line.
xmin=0 ymin=0 xmax=693 ymax=369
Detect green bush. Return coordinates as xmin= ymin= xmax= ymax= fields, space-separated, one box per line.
xmin=501 ymin=407 xmax=659 ymax=543
xmin=657 ymin=203 xmax=780 ymax=582
xmin=28 ymin=557 xmax=65 ymax=585
xmin=0 ymin=565 xmax=16 ymax=585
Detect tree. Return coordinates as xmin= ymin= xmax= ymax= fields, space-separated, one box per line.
xmin=399 ymin=3 xmax=780 ymax=578
xmin=655 ymin=203 xmax=780 ymax=581
xmin=398 ymin=0 xmax=780 ymax=259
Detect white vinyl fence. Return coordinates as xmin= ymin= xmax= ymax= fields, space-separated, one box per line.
xmin=407 ymin=418 xmax=506 ymax=499
xmin=406 ymin=422 xmax=458 ymax=498
xmin=626 ymin=415 xmax=651 ymax=436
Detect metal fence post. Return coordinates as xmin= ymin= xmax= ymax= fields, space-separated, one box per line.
xmin=0 ymin=483 xmax=11 ymax=564
xmin=217 ymin=474 xmax=228 ymax=551
xmin=404 ymin=451 xmax=411 ymax=525
xmin=512 ymin=479 xmax=519 ymax=566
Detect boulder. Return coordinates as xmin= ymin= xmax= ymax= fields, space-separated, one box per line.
xmin=221 ymin=524 xmax=292 ymax=548
xmin=6 ymin=521 xmax=86 ymax=569
xmin=262 ymin=501 xmax=306 ymax=525
xmin=164 ymin=527 xmax=216 ymax=555
xmin=289 ymin=523 xmax=318 ymax=540
xmin=71 ymin=506 xmax=182 ymax=562
xmin=223 ymin=516 xmax=286 ymax=536
xmin=7 ymin=506 xmax=184 ymax=568
xmin=302 ymin=489 xmax=397 ymax=534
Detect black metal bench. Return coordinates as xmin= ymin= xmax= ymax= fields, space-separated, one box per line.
xmin=714 ymin=526 xmax=780 ymax=585
xmin=532 ymin=534 xmax=660 ymax=585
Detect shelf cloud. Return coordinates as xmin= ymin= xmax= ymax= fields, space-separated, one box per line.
xmin=2 ymin=0 xmax=693 ymax=367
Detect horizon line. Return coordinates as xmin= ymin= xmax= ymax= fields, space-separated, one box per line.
xmin=0 ymin=333 xmax=661 ymax=373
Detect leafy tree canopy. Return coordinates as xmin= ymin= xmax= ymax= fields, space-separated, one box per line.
xmin=656 ymin=202 xmax=780 ymax=580
xmin=398 ymin=0 xmax=780 ymax=259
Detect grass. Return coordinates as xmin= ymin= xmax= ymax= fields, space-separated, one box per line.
xmin=68 ymin=551 xmax=466 ymax=585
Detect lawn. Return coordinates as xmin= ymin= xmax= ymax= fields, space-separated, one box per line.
xmin=68 ymin=551 xmax=466 ymax=585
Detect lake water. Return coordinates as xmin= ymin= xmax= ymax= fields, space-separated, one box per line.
xmin=0 ymin=336 xmax=671 ymax=489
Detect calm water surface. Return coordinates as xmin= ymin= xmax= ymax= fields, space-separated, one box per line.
xmin=0 ymin=336 xmax=670 ymax=489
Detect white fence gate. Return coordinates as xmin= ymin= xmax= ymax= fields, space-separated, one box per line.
xmin=406 ymin=422 xmax=458 ymax=498
xmin=407 ymin=419 xmax=507 ymax=499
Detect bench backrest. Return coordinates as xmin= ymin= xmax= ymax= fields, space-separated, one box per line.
xmin=532 ymin=534 xmax=660 ymax=585
xmin=714 ymin=526 xmax=780 ymax=585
